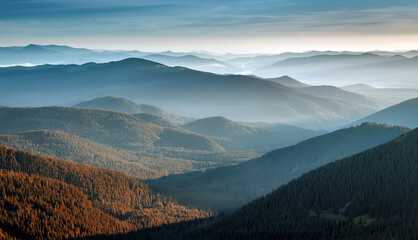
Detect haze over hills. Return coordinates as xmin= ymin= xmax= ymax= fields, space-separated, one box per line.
xmin=295 ymin=85 xmax=387 ymax=110
xmin=0 ymin=58 xmax=376 ymax=128
xmin=254 ymin=53 xmax=418 ymax=87
xmin=0 ymin=105 xmax=223 ymax=152
xmin=0 ymin=145 xmax=211 ymax=239
xmin=350 ymin=97 xmax=418 ymax=128
xmin=266 ymin=75 xmax=310 ymax=88
xmin=342 ymin=84 xmax=418 ymax=105
xmin=186 ymin=127 xmax=418 ymax=240
xmin=75 ymin=96 xmax=194 ymax=124
xmin=182 ymin=116 xmax=324 ymax=150
xmin=142 ymin=54 xmax=240 ymax=74
xmin=150 ymin=123 xmax=409 ymax=210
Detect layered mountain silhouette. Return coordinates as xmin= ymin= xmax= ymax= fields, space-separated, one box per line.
xmin=0 ymin=58 xmax=376 ymax=128
xmin=0 ymin=146 xmax=210 ymax=239
xmin=142 ymin=54 xmax=240 ymax=74
xmin=350 ymin=97 xmax=418 ymax=128
xmin=186 ymin=127 xmax=418 ymax=239
xmin=343 ymin=84 xmax=418 ymax=105
xmin=254 ymin=53 xmax=418 ymax=87
xmin=151 ymin=123 xmax=409 ymax=210
xmin=295 ymin=85 xmax=386 ymax=110
xmin=182 ymin=116 xmax=323 ymax=150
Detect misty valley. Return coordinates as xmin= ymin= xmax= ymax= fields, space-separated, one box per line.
xmin=0 ymin=43 xmax=417 ymax=240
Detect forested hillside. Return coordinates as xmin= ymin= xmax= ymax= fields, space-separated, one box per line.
xmin=151 ymin=123 xmax=409 ymax=210
xmin=185 ymin=127 xmax=418 ymax=239
xmin=0 ymin=146 xmax=211 ymax=239
xmin=0 ymin=106 xmax=223 ymax=152
xmin=0 ymin=129 xmax=258 ymax=180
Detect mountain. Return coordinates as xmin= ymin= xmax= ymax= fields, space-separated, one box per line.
xmin=224 ymin=51 xmax=361 ymax=72
xmin=342 ymin=84 xmax=418 ymax=105
xmin=0 ymin=130 xmax=158 ymax=179
xmin=75 ymin=96 xmax=194 ymax=125
xmin=150 ymin=123 xmax=409 ymax=210
xmin=243 ymin=121 xmax=322 ymax=132
xmin=0 ymin=106 xmax=224 ymax=152
xmin=0 ymin=44 xmax=144 ymax=66
xmin=182 ymin=116 xmax=323 ymax=150
xmin=133 ymin=113 xmax=177 ymax=128
xmin=350 ymin=98 xmax=418 ymax=128
xmin=186 ymin=127 xmax=418 ymax=240
xmin=142 ymin=54 xmax=240 ymax=74
xmin=254 ymin=53 xmax=418 ymax=87
xmin=296 ymin=85 xmax=386 ymax=110
xmin=75 ymin=96 xmax=143 ymax=114
xmin=0 ymin=58 xmax=376 ymax=128
xmin=0 ymin=128 xmax=261 ymax=181
xmin=265 ymin=75 xmax=310 ymax=88
xmin=0 ymin=145 xmax=211 ymax=239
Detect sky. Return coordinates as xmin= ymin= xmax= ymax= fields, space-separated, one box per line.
xmin=2 ymin=0 xmax=418 ymax=53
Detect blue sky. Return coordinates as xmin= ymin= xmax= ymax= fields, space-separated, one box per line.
xmin=2 ymin=0 xmax=418 ymax=53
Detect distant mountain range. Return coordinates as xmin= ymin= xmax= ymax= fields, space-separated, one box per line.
xmin=142 ymin=54 xmax=240 ymax=74
xmin=253 ymin=53 xmax=418 ymax=87
xmin=3 ymin=44 xmax=418 ymax=89
xmin=342 ymin=84 xmax=418 ymax=105
xmin=150 ymin=123 xmax=409 ymax=210
xmin=0 ymin=58 xmax=377 ymax=128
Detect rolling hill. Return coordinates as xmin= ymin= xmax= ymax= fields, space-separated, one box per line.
xmin=0 ymin=106 xmax=223 ymax=152
xmin=182 ymin=116 xmax=324 ymax=150
xmin=0 ymin=129 xmax=260 ymax=180
xmin=75 ymin=96 xmax=193 ymax=124
xmin=186 ymin=127 xmax=418 ymax=240
xmin=0 ymin=145 xmax=211 ymax=239
xmin=0 ymin=130 xmax=159 ymax=179
xmin=350 ymin=97 xmax=418 ymax=128
xmin=0 ymin=58 xmax=376 ymax=128
xmin=150 ymin=123 xmax=409 ymax=210
xmin=296 ymin=85 xmax=386 ymax=110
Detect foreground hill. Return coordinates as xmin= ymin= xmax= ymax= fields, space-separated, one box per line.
xmin=0 ymin=106 xmax=223 ymax=152
xmin=0 ymin=58 xmax=375 ymax=128
xmin=186 ymin=127 xmax=418 ymax=240
xmin=75 ymin=96 xmax=193 ymax=124
xmin=350 ymin=97 xmax=418 ymax=128
xmin=182 ymin=116 xmax=323 ymax=150
xmin=0 ymin=146 xmax=211 ymax=239
xmin=151 ymin=123 xmax=409 ymax=210
xmin=0 ymin=169 xmax=129 ymax=240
